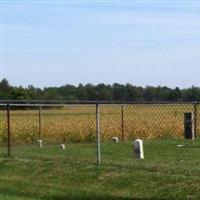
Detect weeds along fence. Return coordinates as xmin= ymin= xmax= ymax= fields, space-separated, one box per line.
xmin=0 ymin=100 xmax=200 ymax=166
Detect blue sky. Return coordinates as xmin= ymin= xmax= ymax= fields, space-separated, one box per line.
xmin=1 ymin=0 xmax=200 ymax=88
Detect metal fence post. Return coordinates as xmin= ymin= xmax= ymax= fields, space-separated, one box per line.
xmin=96 ymin=103 xmax=101 ymax=165
xmin=121 ymin=106 xmax=124 ymax=141
xmin=39 ymin=106 xmax=42 ymax=140
xmin=194 ymin=102 xmax=197 ymax=138
xmin=7 ymin=103 xmax=11 ymax=157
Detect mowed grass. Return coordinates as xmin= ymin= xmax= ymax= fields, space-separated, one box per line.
xmin=1 ymin=139 xmax=200 ymax=199
xmin=1 ymin=104 xmax=200 ymax=199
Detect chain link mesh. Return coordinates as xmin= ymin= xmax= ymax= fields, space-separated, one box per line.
xmin=0 ymin=102 xmax=200 ymax=169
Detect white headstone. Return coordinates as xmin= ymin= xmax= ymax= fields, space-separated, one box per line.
xmin=112 ymin=137 xmax=119 ymax=143
xmin=61 ymin=144 xmax=65 ymax=150
xmin=37 ymin=139 xmax=42 ymax=148
xmin=134 ymin=139 xmax=144 ymax=159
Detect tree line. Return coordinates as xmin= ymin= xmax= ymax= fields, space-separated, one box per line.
xmin=0 ymin=79 xmax=200 ymax=101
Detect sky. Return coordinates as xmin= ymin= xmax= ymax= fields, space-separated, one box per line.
xmin=1 ymin=0 xmax=200 ymax=88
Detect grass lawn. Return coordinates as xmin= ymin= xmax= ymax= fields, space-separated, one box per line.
xmin=1 ymin=139 xmax=200 ymax=200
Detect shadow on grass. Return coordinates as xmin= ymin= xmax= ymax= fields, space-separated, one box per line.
xmin=46 ymin=195 xmax=166 ymax=200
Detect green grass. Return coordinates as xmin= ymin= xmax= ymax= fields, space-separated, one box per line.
xmin=1 ymin=139 xmax=200 ymax=199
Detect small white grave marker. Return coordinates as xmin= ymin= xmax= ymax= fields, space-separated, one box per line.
xmin=112 ymin=137 xmax=119 ymax=143
xmin=37 ymin=139 xmax=42 ymax=148
xmin=61 ymin=144 xmax=65 ymax=150
xmin=177 ymin=144 xmax=185 ymax=148
xmin=134 ymin=139 xmax=144 ymax=159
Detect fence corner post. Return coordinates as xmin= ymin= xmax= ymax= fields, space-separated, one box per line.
xmin=7 ymin=103 xmax=11 ymax=157
xmin=96 ymin=103 xmax=100 ymax=165
xmin=39 ymin=106 xmax=42 ymax=140
xmin=121 ymin=105 xmax=124 ymax=141
xmin=193 ymin=101 xmax=198 ymax=138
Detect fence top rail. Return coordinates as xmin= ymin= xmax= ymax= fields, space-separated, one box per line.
xmin=0 ymin=100 xmax=198 ymax=105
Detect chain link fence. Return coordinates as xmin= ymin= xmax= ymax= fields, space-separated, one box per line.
xmin=0 ymin=101 xmax=200 ymax=169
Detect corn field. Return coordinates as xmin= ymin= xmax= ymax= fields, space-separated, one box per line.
xmin=0 ymin=101 xmax=199 ymax=145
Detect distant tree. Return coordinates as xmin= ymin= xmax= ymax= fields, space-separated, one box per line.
xmin=0 ymin=79 xmax=12 ymax=99
xmin=112 ymin=83 xmax=126 ymax=100
xmin=85 ymin=84 xmax=96 ymax=100
xmin=1 ymin=79 xmax=200 ymax=102
xmin=95 ymin=84 xmax=112 ymax=100
xmin=10 ymin=86 xmax=28 ymax=100
xmin=182 ymin=86 xmax=200 ymax=101
xmin=43 ymin=87 xmax=63 ymax=100
xmin=26 ymin=85 xmax=43 ymax=100
xmin=143 ymin=86 xmax=156 ymax=101
xmin=77 ymin=84 xmax=88 ymax=100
